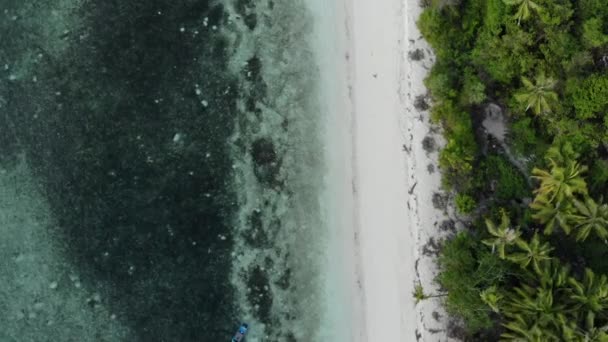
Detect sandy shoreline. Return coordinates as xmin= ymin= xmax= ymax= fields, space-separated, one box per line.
xmin=340 ymin=0 xmax=457 ymax=340
xmin=311 ymin=0 xmax=458 ymax=339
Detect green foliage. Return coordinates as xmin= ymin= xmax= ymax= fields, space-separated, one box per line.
xmin=582 ymin=18 xmax=608 ymax=48
xmin=532 ymin=159 xmax=588 ymax=203
xmin=568 ymin=74 xmax=608 ymax=120
xmin=568 ymin=268 xmax=608 ymax=314
xmin=540 ymin=31 xmax=582 ymax=76
xmin=529 ymin=154 xmax=608 ymax=242
xmin=456 ymin=193 xmax=476 ymax=214
xmin=570 ymin=197 xmax=608 ymax=242
xmin=484 ymin=0 xmax=507 ymax=33
xmin=508 ymin=233 xmax=553 ymax=274
xmin=413 ymin=284 xmax=428 ymax=304
xmin=480 ymin=285 xmax=503 ymax=313
xmin=425 ymin=63 xmax=458 ymax=101
xmin=418 ymin=6 xmax=469 ymax=62
xmin=471 ymin=24 xmax=537 ymax=84
xmin=503 ymin=0 xmax=542 ymax=24
xmin=510 ymin=117 xmax=541 ymax=156
xmin=514 ymin=72 xmax=559 ymax=115
xmin=537 ymin=0 xmax=574 ymax=28
xmin=577 ymin=0 xmax=608 ymax=19
xmin=435 ymin=106 xmax=477 ymax=190
xmin=482 ymin=209 xmax=520 ymax=259
xmin=437 ymin=232 xmax=509 ymax=334
xmin=530 ymin=194 xmax=573 ymax=235
xmin=589 ymin=159 xmax=608 ymax=194
xmin=422 ymin=0 xmax=608 ymax=338
xmin=480 ymin=155 xmax=531 ymax=202
xmin=459 ymin=69 xmax=486 ymax=106
xmin=550 ymin=119 xmax=602 ymax=155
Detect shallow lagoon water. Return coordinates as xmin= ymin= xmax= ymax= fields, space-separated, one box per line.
xmin=0 ymin=0 xmax=341 ymax=341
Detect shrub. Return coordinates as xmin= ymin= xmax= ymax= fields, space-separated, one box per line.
xmin=589 ymin=159 xmax=608 ymax=194
xmin=509 ymin=117 xmax=538 ymax=156
xmin=459 ymin=69 xmax=486 ymax=106
xmin=568 ymin=74 xmax=608 ymax=120
xmin=577 ymin=0 xmax=608 ymax=20
xmin=480 ymin=155 xmax=530 ymax=202
xmin=425 ymin=63 xmax=458 ymax=101
xmin=437 ymin=232 xmax=508 ymax=334
xmin=471 ymin=24 xmax=537 ymax=84
xmin=582 ymin=18 xmax=608 ymax=48
xmin=456 ymin=193 xmax=476 ymax=214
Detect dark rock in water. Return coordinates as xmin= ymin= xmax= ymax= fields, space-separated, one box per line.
xmin=276 ymin=267 xmax=291 ymax=290
xmin=243 ymin=210 xmax=281 ymax=248
xmin=248 ymin=266 xmax=273 ymax=324
xmin=236 ymin=0 xmax=257 ymax=30
xmin=246 ymin=56 xmax=263 ymax=81
xmin=286 ymin=332 xmax=297 ymax=342
xmin=251 ymin=138 xmax=282 ymax=184
xmin=244 ymin=210 xmax=269 ymax=247
xmin=251 ymin=138 xmax=277 ymax=166
xmin=208 ymin=3 xmax=226 ymax=26
xmin=244 ymin=13 xmax=258 ymax=30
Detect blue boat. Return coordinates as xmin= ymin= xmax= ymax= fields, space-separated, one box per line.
xmin=231 ymin=323 xmax=248 ymax=342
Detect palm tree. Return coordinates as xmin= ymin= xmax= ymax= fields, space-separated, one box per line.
xmin=480 ymin=285 xmax=503 ymax=313
xmin=506 ymin=284 xmax=566 ymax=329
xmin=531 ymin=195 xmax=574 ymax=235
xmin=502 ymin=314 xmax=557 ymax=341
xmin=545 ymin=143 xmax=578 ymax=168
xmin=503 ymin=0 xmax=543 ymax=24
xmin=559 ymin=315 xmax=608 ymax=342
xmin=572 ymin=325 xmax=608 ymax=342
xmin=514 ymin=72 xmax=558 ymax=115
xmin=537 ymin=259 xmax=570 ymax=290
xmin=569 ymin=197 xmax=608 ymax=242
xmin=508 ymin=233 xmax=553 ymax=274
xmin=532 ymin=161 xmax=588 ymax=203
xmin=568 ymin=268 xmax=608 ymax=314
xmin=482 ymin=210 xmax=520 ymax=259
xmin=412 ymin=284 xmax=446 ymax=304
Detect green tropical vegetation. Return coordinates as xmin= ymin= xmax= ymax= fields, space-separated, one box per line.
xmin=418 ymin=0 xmax=608 ymax=339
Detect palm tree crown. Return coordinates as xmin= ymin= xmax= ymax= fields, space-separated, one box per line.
xmin=531 ymin=195 xmax=573 ymax=235
xmin=503 ymin=0 xmax=543 ymax=24
xmin=482 ymin=210 xmax=520 ymax=259
xmin=514 ymin=72 xmax=558 ymax=115
xmin=568 ymin=268 xmax=608 ymax=315
xmin=508 ymin=233 xmax=553 ymax=275
xmin=532 ymin=160 xmax=588 ymax=203
xmin=569 ymin=197 xmax=608 ymax=242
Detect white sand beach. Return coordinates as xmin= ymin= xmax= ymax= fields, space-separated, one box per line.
xmin=319 ymin=0 xmax=459 ymax=340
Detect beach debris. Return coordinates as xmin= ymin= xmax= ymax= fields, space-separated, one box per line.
xmin=414 ymin=95 xmax=430 ymax=111
xmin=408 ymin=182 xmax=418 ymax=195
xmin=432 ymin=192 xmax=448 ymax=210
xmin=408 ymin=48 xmax=425 ymax=61
xmin=422 ymin=136 xmax=436 ymax=153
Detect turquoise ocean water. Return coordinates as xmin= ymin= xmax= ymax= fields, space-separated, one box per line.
xmin=0 ymin=1 xmax=329 ymax=341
